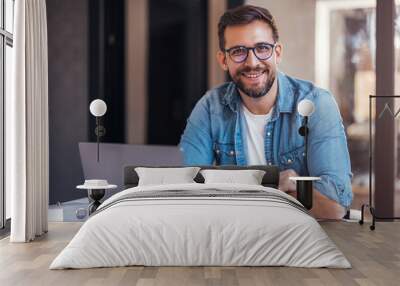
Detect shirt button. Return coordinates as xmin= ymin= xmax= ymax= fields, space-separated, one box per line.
xmin=287 ymin=159 xmax=292 ymax=163
xmin=302 ymin=152 xmax=306 ymax=157
xmin=268 ymin=162 xmax=272 ymax=166
xmin=215 ymin=149 xmax=220 ymax=154
xmin=229 ymin=150 xmax=235 ymax=155
xmin=267 ymin=132 xmax=271 ymax=136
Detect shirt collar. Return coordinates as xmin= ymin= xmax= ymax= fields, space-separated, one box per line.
xmin=221 ymin=70 xmax=296 ymax=115
xmin=276 ymin=71 xmax=296 ymax=113
xmin=221 ymin=82 xmax=241 ymax=112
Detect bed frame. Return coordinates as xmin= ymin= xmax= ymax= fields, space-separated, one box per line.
xmin=123 ymin=165 xmax=280 ymax=189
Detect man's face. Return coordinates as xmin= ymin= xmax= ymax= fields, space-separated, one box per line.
xmin=217 ymin=20 xmax=282 ymax=98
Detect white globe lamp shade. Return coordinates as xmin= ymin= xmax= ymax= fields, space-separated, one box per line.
xmin=297 ymin=99 xmax=315 ymax=117
xmin=90 ymin=99 xmax=107 ymax=117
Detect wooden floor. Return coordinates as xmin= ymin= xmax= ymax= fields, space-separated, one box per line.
xmin=0 ymin=221 xmax=399 ymax=286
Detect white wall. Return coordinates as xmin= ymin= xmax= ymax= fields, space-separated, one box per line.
xmin=247 ymin=0 xmax=316 ymax=82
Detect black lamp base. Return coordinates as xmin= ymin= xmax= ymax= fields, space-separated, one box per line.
xmin=296 ymin=180 xmax=313 ymax=210
xmin=88 ymin=189 xmax=105 ymax=215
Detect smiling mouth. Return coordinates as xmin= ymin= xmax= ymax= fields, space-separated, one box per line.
xmin=241 ymin=71 xmax=265 ymax=79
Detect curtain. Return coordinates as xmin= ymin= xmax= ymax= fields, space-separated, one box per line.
xmin=8 ymin=0 xmax=49 ymax=242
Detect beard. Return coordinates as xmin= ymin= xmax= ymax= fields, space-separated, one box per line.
xmin=231 ymin=65 xmax=276 ymax=98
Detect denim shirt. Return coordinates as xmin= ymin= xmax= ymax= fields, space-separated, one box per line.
xmin=179 ymin=71 xmax=353 ymax=207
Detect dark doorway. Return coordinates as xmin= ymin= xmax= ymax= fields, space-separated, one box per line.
xmin=89 ymin=0 xmax=125 ymax=144
xmin=228 ymin=0 xmax=244 ymax=9
xmin=147 ymin=0 xmax=208 ymax=145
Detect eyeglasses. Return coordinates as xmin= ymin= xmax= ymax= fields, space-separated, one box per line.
xmin=224 ymin=43 xmax=276 ymax=63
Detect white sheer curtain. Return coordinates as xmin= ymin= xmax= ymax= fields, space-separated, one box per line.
xmin=8 ymin=0 xmax=49 ymax=242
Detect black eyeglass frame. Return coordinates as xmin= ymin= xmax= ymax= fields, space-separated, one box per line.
xmin=224 ymin=43 xmax=277 ymax=63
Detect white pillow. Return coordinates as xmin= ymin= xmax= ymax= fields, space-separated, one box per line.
xmin=135 ymin=167 xmax=201 ymax=186
xmin=200 ymin=169 xmax=266 ymax=185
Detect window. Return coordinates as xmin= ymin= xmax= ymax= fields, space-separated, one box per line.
xmin=316 ymin=0 xmax=400 ymax=215
xmin=0 ymin=0 xmax=14 ymax=230
xmin=316 ymin=0 xmax=376 ymax=212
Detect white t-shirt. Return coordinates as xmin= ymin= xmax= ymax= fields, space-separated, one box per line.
xmin=241 ymin=104 xmax=274 ymax=165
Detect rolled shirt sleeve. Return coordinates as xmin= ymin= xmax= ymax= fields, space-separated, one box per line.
xmin=179 ymin=94 xmax=214 ymax=165
xmin=307 ymin=90 xmax=353 ymax=208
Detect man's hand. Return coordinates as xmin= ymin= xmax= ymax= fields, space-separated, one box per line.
xmin=279 ymin=169 xmax=346 ymax=219
xmin=278 ymin=169 xmax=298 ymax=197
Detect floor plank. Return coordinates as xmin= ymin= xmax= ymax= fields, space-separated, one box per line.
xmin=0 ymin=221 xmax=399 ymax=286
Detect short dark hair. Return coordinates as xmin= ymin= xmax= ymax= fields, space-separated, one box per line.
xmin=218 ymin=5 xmax=279 ymax=51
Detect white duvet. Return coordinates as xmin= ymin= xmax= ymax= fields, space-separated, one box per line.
xmin=50 ymin=183 xmax=351 ymax=269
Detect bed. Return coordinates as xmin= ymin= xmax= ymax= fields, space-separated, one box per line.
xmin=50 ymin=165 xmax=350 ymax=269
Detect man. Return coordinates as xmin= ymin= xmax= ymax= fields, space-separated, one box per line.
xmin=179 ymin=5 xmax=352 ymax=219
